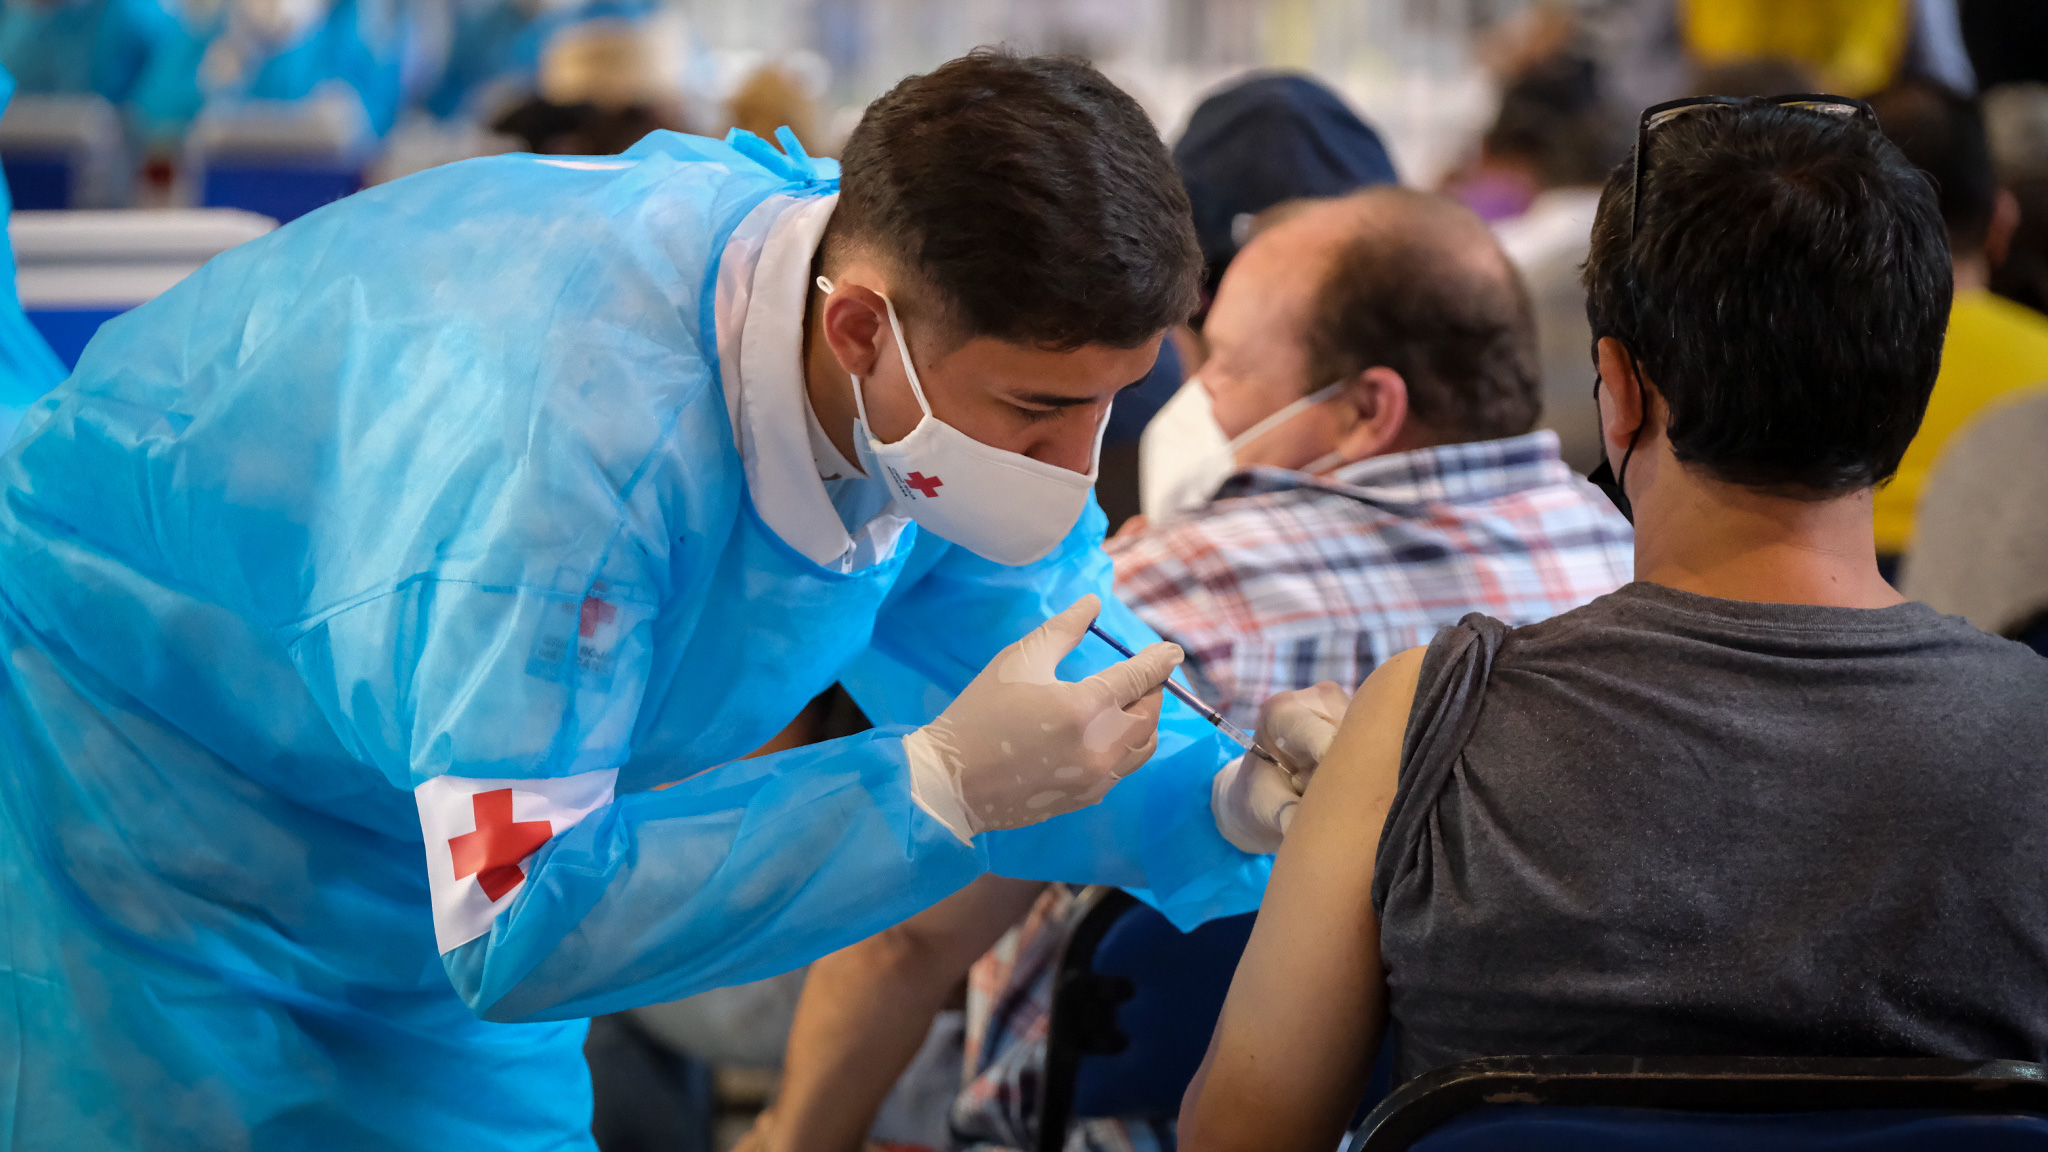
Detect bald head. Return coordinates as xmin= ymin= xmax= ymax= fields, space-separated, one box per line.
xmin=1255 ymin=187 xmax=1539 ymax=443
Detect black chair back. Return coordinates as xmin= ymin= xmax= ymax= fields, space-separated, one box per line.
xmin=1350 ymin=1055 xmax=2048 ymax=1152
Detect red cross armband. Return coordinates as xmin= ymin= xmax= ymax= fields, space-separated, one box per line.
xmin=415 ymin=770 xmax=618 ymax=952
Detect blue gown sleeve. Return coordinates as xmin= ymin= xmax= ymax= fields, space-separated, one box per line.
xmin=294 ymin=560 xmax=991 ymax=1023
xmin=449 ymin=729 xmax=988 ymax=1022
xmin=841 ymin=499 xmax=1272 ymax=931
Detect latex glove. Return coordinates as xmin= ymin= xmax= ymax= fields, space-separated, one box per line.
xmin=1211 ymin=681 xmax=1350 ymax=854
xmin=905 ymin=594 xmax=1182 ymax=844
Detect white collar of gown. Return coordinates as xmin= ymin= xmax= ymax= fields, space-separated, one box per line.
xmin=715 ymin=192 xmax=909 ymax=572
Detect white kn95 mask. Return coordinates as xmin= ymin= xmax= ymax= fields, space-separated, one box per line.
xmin=818 ymin=275 xmax=1102 ymax=567
xmin=1138 ymin=376 xmax=1347 ymax=522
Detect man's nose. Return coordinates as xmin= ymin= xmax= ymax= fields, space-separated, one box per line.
xmin=1026 ymin=405 xmax=1109 ymax=475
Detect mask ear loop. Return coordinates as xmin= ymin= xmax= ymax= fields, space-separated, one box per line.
xmin=1587 ymin=353 xmax=1649 ymax=522
xmin=1615 ymin=350 xmax=1648 ymax=494
xmin=1223 ymin=379 xmax=1350 ymax=455
xmin=817 ymin=275 xmax=934 ymax=445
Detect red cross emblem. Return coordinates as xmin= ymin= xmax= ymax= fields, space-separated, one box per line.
xmin=905 ymin=471 xmax=944 ymax=498
xmin=579 ymin=596 xmax=616 ymax=638
xmin=449 ymin=789 xmax=554 ymax=901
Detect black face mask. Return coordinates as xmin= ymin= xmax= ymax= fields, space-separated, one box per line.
xmin=1589 ymin=371 xmax=1642 ymax=524
xmin=1586 ymin=457 xmax=1632 ymax=524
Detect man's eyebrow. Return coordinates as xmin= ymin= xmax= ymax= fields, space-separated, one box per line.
xmin=1013 ymin=377 xmax=1152 ymax=409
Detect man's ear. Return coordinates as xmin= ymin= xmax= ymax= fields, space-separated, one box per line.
xmin=1333 ymin=366 xmax=1410 ymax=462
xmin=818 ymin=282 xmax=890 ymax=380
xmin=1594 ymin=336 xmax=1648 ymax=466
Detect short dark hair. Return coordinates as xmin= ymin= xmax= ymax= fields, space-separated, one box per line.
xmin=827 ymin=50 xmax=1201 ymax=350
xmin=1583 ymin=102 xmax=1951 ymax=494
xmin=1869 ymin=81 xmax=1999 ymax=252
xmin=1484 ymin=54 xmax=1627 ymax=189
xmin=1304 ymin=188 xmax=1541 ymax=443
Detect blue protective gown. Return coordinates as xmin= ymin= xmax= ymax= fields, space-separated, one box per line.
xmin=0 ymin=65 xmax=69 ymax=445
xmin=0 ymin=129 xmax=1268 ymax=1150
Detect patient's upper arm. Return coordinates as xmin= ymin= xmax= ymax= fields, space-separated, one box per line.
xmin=1180 ymin=646 xmax=1425 ymax=1152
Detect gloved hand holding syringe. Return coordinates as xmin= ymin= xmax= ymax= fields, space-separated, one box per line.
xmin=903 ymin=594 xmax=1344 ymax=854
xmin=1086 ymin=618 xmax=1347 ymax=857
xmin=1083 ymin=621 xmax=1258 ymax=751
xmin=903 ymin=595 xmax=1184 ymax=843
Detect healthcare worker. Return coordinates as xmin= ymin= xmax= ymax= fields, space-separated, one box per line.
xmin=0 ymin=0 xmax=203 ymax=147
xmin=0 ymin=51 xmax=1309 ymax=1150
xmin=0 ymin=65 xmax=69 ymax=444
xmin=193 ymin=0 xmax=411 ymax=139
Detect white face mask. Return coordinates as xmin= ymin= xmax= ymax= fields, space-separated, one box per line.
xmin=1137 ymin=377 xmax=1347 ymax=522
xmin=819 ymin=276 xmax=1102 ymax=568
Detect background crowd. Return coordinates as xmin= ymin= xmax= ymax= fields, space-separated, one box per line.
xmin=3 ymin=1 xmax=2046 ymax=1151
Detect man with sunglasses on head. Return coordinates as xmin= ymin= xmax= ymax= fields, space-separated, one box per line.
xmin=1179 ymin=94 xmax=2048 ymax=1152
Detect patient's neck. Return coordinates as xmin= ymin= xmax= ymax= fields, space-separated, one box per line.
xmin=1625 ymin=438 xmax=1904 ymax=610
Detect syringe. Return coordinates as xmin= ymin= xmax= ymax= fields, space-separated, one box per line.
xmin=1086 ymin=621 xmax=1256 ymax=751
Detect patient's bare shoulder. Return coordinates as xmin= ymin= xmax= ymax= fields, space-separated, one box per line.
xmin=1299 ymin=646 xmax=1425 ymax=826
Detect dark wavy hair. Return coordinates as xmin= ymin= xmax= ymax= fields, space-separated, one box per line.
xmin=1583 ymin=101 xmax=1952 ymax=495
xmin=827 ymin=50 xmax=1202 ymax=351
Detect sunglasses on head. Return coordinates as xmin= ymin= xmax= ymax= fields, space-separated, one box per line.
xmin=1629 ymin=93 xmax=1879 ymax=238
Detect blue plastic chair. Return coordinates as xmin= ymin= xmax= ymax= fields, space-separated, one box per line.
xmin=1037 ymin=889 xmax=1394 ymax=1152
xmin=201 ymin=161 xmax=362 ymax=225
xmin=24 ymin=307 xmax=122 ymax=369
xmin=1 ymin=153 xmax=70 ymax=210
xmin=1348 ymin=1055 xmax=2048 ymax=1151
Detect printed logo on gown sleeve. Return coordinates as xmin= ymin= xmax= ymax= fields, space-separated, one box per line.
xmin=415 ymin=769 xmax=617 ymax=953
xmin=526 ymin=584 xmax=627 ymax=689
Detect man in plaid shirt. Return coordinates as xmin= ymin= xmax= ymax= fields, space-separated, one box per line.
xmin=742 ymin=187 xmax=1630 ymax=1152
xmin=1112 ymin=434 xmax=1634 ymax=734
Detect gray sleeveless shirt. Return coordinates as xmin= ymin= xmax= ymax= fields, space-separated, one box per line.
xmin=1373 ymin=582 xmax=2048 ymax=1083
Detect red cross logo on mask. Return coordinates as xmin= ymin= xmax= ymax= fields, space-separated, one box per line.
xmin=905 ymin=471 xmax=944 ymax=498
xmin=449 ymin=789 xmax=554 ymax=901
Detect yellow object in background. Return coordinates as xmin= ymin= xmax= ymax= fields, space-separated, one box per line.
xmin=1876 ymin=290 xmax=2048 ymax=554
xmin=1682 ymin=0 xmax=1911 ymax=96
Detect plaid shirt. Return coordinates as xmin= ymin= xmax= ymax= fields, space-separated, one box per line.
xmin=1109 ymin=431 xmax=1634 ymax=729
xmin=950 ymin=885 xmax=1170 ymax=1152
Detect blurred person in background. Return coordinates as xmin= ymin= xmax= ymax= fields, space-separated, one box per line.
xmin=1116 ymin=72 xmax=1397 ymax=529
xmin=1682 ymin=0 xmax=1973 ymax=96
xmin=1983 ymin=82 xmax=2048 ymax=316
xmin=491 ymin=18 xmax=681 ymax=154
xmin=0 ymin=0 xmax=202 ymax=149
xmin=1901 ymin=388 xmax=2048 ymax=658
xmin=727 ymin=60 xmax=819 ymax=158
xmin=1868 ymin=79 xmax=2048 ymax=568
xmin=1480 ymin=50 xmax=1628 ymax=474
xmin=741 ymin=186 xmax=1632 ymax=1152
xmin=1170 ymin=73 xmax=1398 ymax=359
xmin=193 ymin=0 xmax=411 ymax=138
xmin=1095 ymin=72 xmax=1398 ymax=532
xmin=423 ymin=0 xmax=650 ymax=123
xmin=1118 ymin=186 xmax=1631 ymax=735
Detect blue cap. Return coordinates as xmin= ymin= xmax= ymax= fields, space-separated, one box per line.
xmin=1173 ymin=73 xmax=1400 ymax=287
